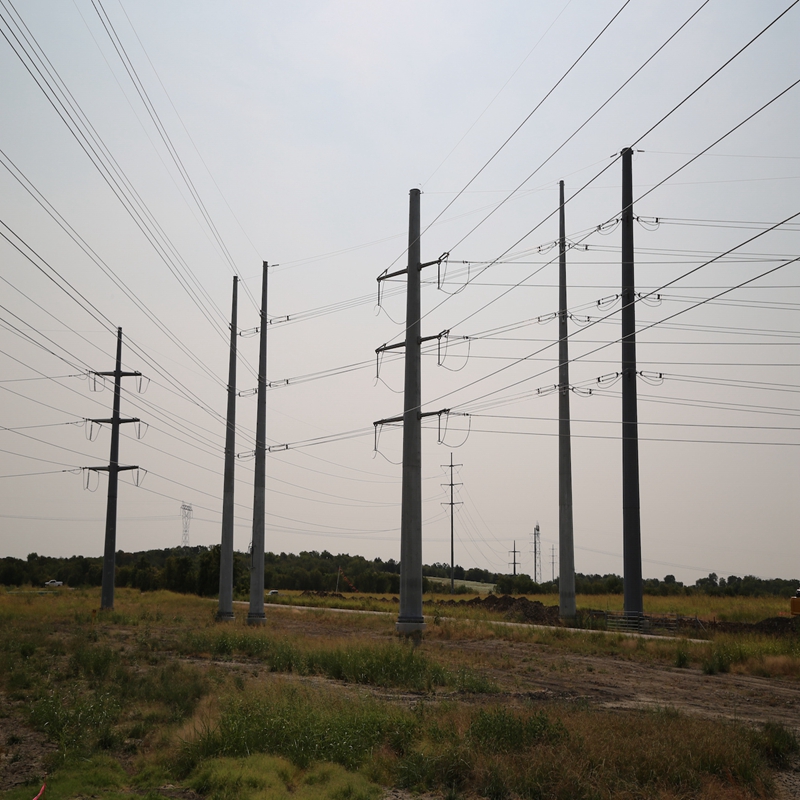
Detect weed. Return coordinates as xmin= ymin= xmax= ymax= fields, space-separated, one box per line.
xmin=30 ymin=688 xmax=121 ymax=756
xmin=674 ymin=646 xmax=689 ymax=668
xmin=468 ymin=708 xmax=566 ymax=752
xmin=752 ymin=721 xmax=799 ymax=768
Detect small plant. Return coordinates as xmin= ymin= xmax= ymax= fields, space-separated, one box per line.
xmin=674 ymin=647 xmax=689 ymax=668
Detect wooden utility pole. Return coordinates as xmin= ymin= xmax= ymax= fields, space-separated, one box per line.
xmin=217 ymin=276 xmax=238 ymax=621
xmin=621 ymin=148 xmax=643 ymax=615
xmin=558 ymin=180 xmax=576 ymax=620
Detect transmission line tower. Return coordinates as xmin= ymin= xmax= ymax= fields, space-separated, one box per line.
xmin=558 ymin=180 xmax=576 ymax=620
xmin=86 ymin=327 xmax=142 ymax=611
xmin=621 ymin=147 xmax=643 ymax=615
xmin=509 ymin=540 xmax=520 ymax=576
xmin=248 ymin=261 xmax=269 ymax=626
xmin=181 ymin=503 xmax=193 ymax=547
xmin=531 ymin=522 xmax=541 ymax=584
xmin=441 ymin=452 xmax=462 ymax=594
xmin=217 ymin=275 xmax=238 ymax=621
xmin=374 ymin=189 xmax=447 ymax=638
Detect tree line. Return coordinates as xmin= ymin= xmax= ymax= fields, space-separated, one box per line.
xmin=1 ymin=550 xmax=796 ymax=598
xmin=493 ymin=571 xmax=798 ymax=597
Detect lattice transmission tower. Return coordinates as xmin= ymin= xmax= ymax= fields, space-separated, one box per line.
xmin=181 ymin=503 xmax=193 ymax=547
xmin=531 ymin=523 xmax=542 ymax=584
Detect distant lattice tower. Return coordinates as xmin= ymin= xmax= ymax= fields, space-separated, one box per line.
xmin=531 ymin=522 xmax=541 ymax=584
xmin=181 ymin=502 xmax=193 ymax=547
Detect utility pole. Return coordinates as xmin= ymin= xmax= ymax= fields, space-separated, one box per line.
xmin=217 ymin=276 xmax=238 ymax=621
xmin=558 ymin=180 xmax=576 ymax=620
xmin=248 ymin=262 xmax=268 ymax=625
xmin=88 ymin=327 xmax=141 ymax=611
xmin=532 ymin=522 xmax=541 ymax=584
xmin=441 ymin=453 xmax=462 ymax=594
xmin=181 ymin=503 xmax=192 ymax=547
xmin=621 ymin=148 xmax=643 ymax=616
xmin=551 ymin=545 xmax=556 ymax=583
xmin=509 ymin=540 xmax=520 ymax=576
xmin=375 ymin=189 xmax=448 ymax=637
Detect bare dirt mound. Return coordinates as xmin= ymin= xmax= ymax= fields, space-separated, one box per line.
xmin=435 ymin=594 xmax=562 ymax=625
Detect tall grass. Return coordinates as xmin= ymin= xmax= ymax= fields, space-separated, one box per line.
xmin=181 ymin=629 xmax=496 ymax=693
xmin=179 ymin=683 xmax=789 ymax=798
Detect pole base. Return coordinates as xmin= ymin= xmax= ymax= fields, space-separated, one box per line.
xmin=246 ymin=613 xmax=266 ymax=626
xmin=216 ymin=611 xmax=235 ymax=622
xmin=396 ymin=620 xmax=426 ymax=637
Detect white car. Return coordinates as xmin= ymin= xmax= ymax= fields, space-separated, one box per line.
xmin=44 ymin=579 xmax=63 ymax=587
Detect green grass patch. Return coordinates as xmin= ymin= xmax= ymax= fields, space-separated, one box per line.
xmin=1 ymin=755 xmax=126 ymax=800
xmin=188 ymin=752 xmax=382 ymax=800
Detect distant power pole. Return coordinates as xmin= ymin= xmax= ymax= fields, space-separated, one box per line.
xmin=509 ymin=540 xmax=520 ymax=577
xmin=88 ymin=327 xmax=141 ymax=611
xmin=558 ymin=180 xmax=576 ymax=620
xmin=441 ymin=452 xmax=462 ymax=594
xmin=181 ymin=503 xmax=192 ymax=547
xmin=621 ymin=148 xmax=643 ymax=615
xmin=551 ymin=545 xmax=556 ymax=583
xmin=217 ymin=275 xmax=238 ymax=622
xmin=531 ymin=522 xmax=541 ymax=584
xmin=248 ymin=261 xmax=268 ymax=626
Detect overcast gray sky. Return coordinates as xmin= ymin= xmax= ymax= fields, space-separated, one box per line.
xmin=1 ymin=0 xmax=798 ymax=586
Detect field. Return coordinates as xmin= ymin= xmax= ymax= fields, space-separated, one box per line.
xmin=1 ymin=588 xmax=798 ymax=800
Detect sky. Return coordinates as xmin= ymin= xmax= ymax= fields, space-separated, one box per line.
xmin=1 ymin=0 xmax=798 ymax=587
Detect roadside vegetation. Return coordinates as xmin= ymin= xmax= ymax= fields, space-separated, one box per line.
xmin=1 ymin=588 xmax=798 ymax=800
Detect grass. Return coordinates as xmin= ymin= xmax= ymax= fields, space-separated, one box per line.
xmin=188 ymin=754 xmax=382 ymax=800
xmin=1 ymin=587 xmax=798 ymax=800
xmin=180 ymin=628 xmax=497 ymax=693
xmin=178 ymin=682 xmax=791 ymax=799
xmin=1 ymin=755 xmax=128 ymax=800
xmin=262 ymin=588 xmax=794 ymax=625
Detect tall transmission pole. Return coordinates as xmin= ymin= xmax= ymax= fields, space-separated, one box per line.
xmin=621 ymin=148 xmax=643 ymax=615
xmin=248 ymin=261 xmax=268 ymax=626
xmin=558 ymin=180 xmax=576 ymax=620
xmin=509 ymin=540 xmax=520 ymax=577
xmin=375 ymin=189 xmax=448 ymax=637
xmin=441 ymin=452 xmax=462 ymax=594
xmin=217 ymin=276 xmax=238 ymax=621
xmin=397 ymin=188 xmax=423 ymax=636
xmin=181 ymin=503 xmax=193 ymax=547
xmin=88 ymin=327 xmax=141 ymax=611
xmin=532 ymin=522 xmax=541 ymax=584
xmin=551 ymin=545 xmax=556 ymax=583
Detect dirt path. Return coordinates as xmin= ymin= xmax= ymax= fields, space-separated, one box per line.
xmin=434 ymin=638 xmax=800 ymax=730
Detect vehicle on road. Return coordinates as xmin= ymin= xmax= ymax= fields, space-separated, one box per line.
xmin=44 ymin=579 xmax=63 ymax=587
